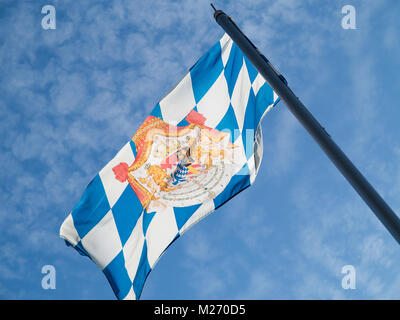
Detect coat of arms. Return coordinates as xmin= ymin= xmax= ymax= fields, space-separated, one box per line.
xmin=112 ymin=110 xmax=239 ymax=212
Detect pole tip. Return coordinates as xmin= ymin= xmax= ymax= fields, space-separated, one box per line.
xmin=210 ymin=3 xmax=224 ymax=20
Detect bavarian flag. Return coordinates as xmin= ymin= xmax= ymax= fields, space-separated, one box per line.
xmin=60 ymin=33 xmax=279 ymax=299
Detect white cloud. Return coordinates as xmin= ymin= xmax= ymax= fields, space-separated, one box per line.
xmin=1 ymin=0 xmax=399 ymax=300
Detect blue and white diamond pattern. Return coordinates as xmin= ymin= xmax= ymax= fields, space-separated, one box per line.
xmin=60 ymin=33 xmax=279 ymax=300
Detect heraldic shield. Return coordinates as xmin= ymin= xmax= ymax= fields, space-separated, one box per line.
xmin=112 ymin=110 xmax=242 ymax=213
xmin=60 ymin=33 xmax=279 ymax=300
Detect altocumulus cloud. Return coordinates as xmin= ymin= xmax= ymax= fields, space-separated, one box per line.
xmin=0 ymin=0 xmax=400 ymax=299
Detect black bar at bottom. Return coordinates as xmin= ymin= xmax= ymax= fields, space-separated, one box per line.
xmin=213 ymin=10 xmax=400 ymax=245
xmin=1 ymin=300 xmax=398 ymax=317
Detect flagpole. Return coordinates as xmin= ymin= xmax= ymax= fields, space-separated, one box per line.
xmin=212 ymin=7 xmax=400 ymax=245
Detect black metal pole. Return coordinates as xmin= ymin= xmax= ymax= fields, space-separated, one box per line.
xmin=213 ymin=8 xmax=400 ymax=245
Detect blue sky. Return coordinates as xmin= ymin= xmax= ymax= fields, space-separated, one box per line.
xmin=1 ymin=0 xmax=400 ymax=299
